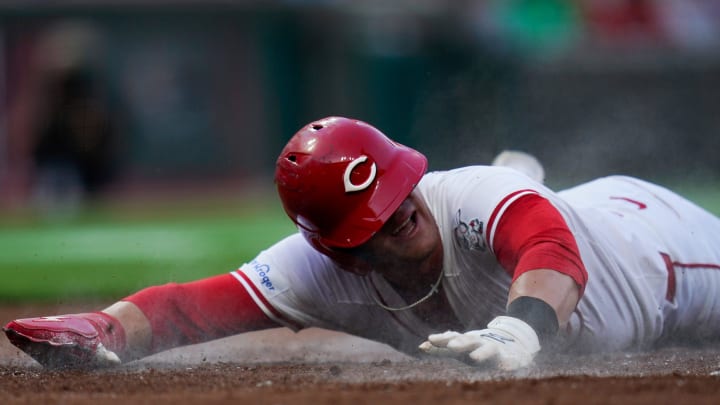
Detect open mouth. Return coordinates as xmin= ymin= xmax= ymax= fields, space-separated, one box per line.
xmin=391 ymin=211 xmax=417 ymax=237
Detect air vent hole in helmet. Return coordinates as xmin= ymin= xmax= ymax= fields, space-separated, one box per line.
xmin=312 ymin=124 xmax=324 ymax=130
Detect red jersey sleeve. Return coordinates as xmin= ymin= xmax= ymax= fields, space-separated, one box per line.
xmin=491 ymin=193 xmax=588 ymax=296
xmin=124 ymin=273 xmax=280 ymax=354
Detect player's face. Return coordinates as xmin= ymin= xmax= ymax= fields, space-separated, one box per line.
xmin=347 ymin=189 xmax=442 ymax=279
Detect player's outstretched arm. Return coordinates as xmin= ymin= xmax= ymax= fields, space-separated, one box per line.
xmin=420 ymin=193 xmax=586 ymax=371
xmin=4 ymin=273 xmax=281 ymax=368
xmin=419 ymin=315 xmax=541 ymax=371
xmin=419 ymin=270 xmax=579 ymax=371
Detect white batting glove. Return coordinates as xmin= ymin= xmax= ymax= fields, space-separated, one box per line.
xmin=419 ymin=316 xmax=540 ymax=371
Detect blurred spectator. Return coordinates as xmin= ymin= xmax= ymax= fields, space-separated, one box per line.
xmin=465 ymin=0 xmax=582 ymax=55
xmin=654 ymin=0 xmax=720 ymax=49
xmin=580 ymin=0 xmax=664 ymax=47
xmin=31 ymin=66 xmax=119 ymax=213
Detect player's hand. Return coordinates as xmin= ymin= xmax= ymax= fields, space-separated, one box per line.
xmin=4 ymin=312 xmax=124 ymax=369
xmin=418 ymin=316 xmax=540 ymax=371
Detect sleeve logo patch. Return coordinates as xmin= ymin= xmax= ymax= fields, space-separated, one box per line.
xmin=453 ymin=209 xmax=486 ymax=251
xmin=250 ymin=260 xmax=276 ymax=291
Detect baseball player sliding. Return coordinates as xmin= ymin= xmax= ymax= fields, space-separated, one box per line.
xmin=5 ymin=117 xmax=720 ymax=371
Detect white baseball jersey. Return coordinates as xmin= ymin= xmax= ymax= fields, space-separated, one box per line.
xmin=233 ymin=166 xmax=720 ymax=354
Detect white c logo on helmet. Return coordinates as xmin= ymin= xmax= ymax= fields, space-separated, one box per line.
xmin=343 ymin=155 xmax=377 ymax=193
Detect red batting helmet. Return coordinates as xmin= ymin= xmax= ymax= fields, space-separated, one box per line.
xmin=275 ymin=116 xmax=428 ymax=256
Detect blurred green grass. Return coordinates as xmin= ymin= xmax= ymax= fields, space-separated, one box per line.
xmin=0 ymin=185 xmax=718 ymax=303
xmin=672 ymin=185 xmax=720 ymax=217
xmin=0 ymin=196 xmax=296 ymax=303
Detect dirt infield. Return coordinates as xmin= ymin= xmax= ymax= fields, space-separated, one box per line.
xmin=2 ymin=303 xmax=720 ymax=404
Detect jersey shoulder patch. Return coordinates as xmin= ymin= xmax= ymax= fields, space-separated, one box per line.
xmin=453 ymin=208 xmax=487 ymax=252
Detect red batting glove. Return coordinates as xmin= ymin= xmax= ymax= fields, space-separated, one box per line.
xmin=3 ymin=312 xmax=126 ymax=369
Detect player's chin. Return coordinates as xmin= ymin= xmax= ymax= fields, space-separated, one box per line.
xmin=397 ymin=233 xmax=437 ymax=264
xmin=345 ymin=265 xmax=372 ymax=277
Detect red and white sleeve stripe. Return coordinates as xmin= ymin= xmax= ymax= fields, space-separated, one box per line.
xmin=231 ymin=269 xmax=303 ymax=330
xmin=489 ymin=192 xmax=588 ymax=295
xmin=485 ymin=189 xmax=539 ymax=253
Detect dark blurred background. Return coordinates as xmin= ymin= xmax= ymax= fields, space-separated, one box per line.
xmin=1 ymin=0 xmax=719 ymax=212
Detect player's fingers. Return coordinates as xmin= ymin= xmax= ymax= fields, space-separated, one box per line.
xmin=445 ymin=330 xmax=487 ymax=353
xmin=427 ymin=331 xmax=461 ymax=348
xmin=468 ymin=343 xmax=498 ymax=365
xmin=418 ymin=341 xmax=455 ymax=357
xmin=94 ymin=343 xmax=122 ymax=365
xmin=446 ymin=333 xmax=485 ymax=353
